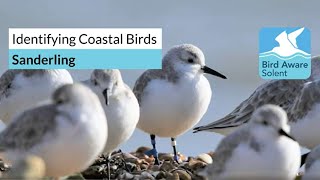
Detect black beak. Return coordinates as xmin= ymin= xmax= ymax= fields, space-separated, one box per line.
xmin=278 ymin=129 xmax=296 ymax=141
xmin=202 ymin=66 xmax=227 ymax=79
xmin=102 ymin=89 xmax=109 ymax=106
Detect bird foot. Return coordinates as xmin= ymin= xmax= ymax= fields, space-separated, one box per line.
xmin=145 ymin=148 xmax=160 ymax=165
xmin=173 ymin=155 xmax=181 ymax=164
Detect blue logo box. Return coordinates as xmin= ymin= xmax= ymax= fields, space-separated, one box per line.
xmin=259 ymin=27 xmax=311 ymax=79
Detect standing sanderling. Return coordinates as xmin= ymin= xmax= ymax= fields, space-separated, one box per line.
xmin=133 ymin=44 xmax=227 ymax=164
xmin=193 ymin=56 xmax=320 ymax=139
xmin=0 ymin=84 xmax=108 ymax=178
xmin=82 ymin=70 xmax=139 ymax=164
xmin=0 ymin=70 xmax=73 ymax=124
xmin=202 ymin=104 xmax=300 ymax=179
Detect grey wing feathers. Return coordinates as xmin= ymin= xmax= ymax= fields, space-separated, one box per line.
xmin=289 ymin=80 xmax=320 ymax=122
xmin=194 ymin=80 xmax=306 ymax=132
xmin=0 ymin=105 xmax=58 ymax=151
xmin=204 ymin=127 xmax=252 ymax=178
xmin=199 ymin=99 xmax=253 ymax=129
xmin=0 ymin=70 xmax=21 ymax=100
xmin=133 ymin=70 xmax=164 ymax=104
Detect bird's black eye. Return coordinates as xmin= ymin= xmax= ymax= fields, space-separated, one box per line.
xmin=188 ymin=58 xmax=194 ymax=63
xmin=262 ymin=121 xmax=268 ymax=126
xmin=115 ymin=81 xmax=118 ymax=86
xmin=94 ymin=80 xmax=98 ymax=86
xmin=56 ymin=99 xmax=63 ymax=104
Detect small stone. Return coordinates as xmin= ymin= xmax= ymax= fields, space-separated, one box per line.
xmin=158 ymin=153 xmax=173 ymax=161
xmin=124 ymin=172 xmax=134 ymax=179
xmin=111 ymin=149 xmax=122 ymax=155
xmin=155 ymin=171 xmax=166 ymax=179
xmin=92 ymin=156 xmax=105 ymax=166
xmin=140 ymin=171 xmax=155 ymax=179
xmin=126 ymin=158 xmax=140 ymax=164
xmin=0 ymin=160 xmax=10 ymax=171
xmin=187 ymin=157 xmax=194 ymax=162
xmin=133 ymin=175 xmax=142 ymax=180
xmin=123 ymin=152 xmax=139 ymax=160
xmin=151 ymin=171 xmax=160 ymax=178
xmin=92 ymin=165 xmax=104 ymax=172
xmin=186 ymin=159 xmax=207 ymax=171
xmin=178 ymin=161 xmax=189 ymax=169
xmin=193 ymin=173 xmax=207 ymax=180
xmin=126 ymin=162 xmax=137 ymax=172
xmin=118 ymin=171 xmax=134 ymax=179
xmin=145 ymin=156 xmax=155 ymax=164
xmin=196 ymin=153 xmax=213 ymax=164
xmin=140 ymin=164 xmax=149 ymax=170
xmin=175 ymin=170 xmax=191 ymax=180
xmin=178 ymin=153 xmax=187 ymax=162
xmin=111 ymin=165 xmax=118 ymax=171
xmin=166 ymin=172 xmax=179 ymax=180
xmin=136 ymin=146 xmax=152 ymax=154
xmin=135 ymin=153 xmax=150 ymax=160
xmin=149 ymin=165 xmax=160 ymax=171
xmin=160 ymin=161 xmax=176 ymax=172
xmin=111 ymin=152 xmax=122 ymax=158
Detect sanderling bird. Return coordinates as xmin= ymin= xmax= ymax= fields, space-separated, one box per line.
xmin=202 ymin=104 xmax=300 ymax=179
xmin=304 ymin=144 xmax=320 ymax=179
xmin=194 ymin=56 xmax=320 ymax=138
xmin=133 ymin=44 xmax=227 ymax=164
xmin=82 ymin=69 xmax=139 ymax=157
xmin=0 ymin=70 xmax=73 ymax=124
xmin=288 ymin=79 xmax=320 ymax=149
xmin=0 ymin=84 xmax=108 ymax=178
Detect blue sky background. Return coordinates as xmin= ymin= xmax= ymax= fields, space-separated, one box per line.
xmin=259 ymin=27 xmax=311 ymax=53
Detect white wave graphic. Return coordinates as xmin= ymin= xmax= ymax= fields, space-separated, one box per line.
xmin=260 ymin=51 xmax=310 ymax=57
xmin=259 ymin=53 xmax=311 ymax=60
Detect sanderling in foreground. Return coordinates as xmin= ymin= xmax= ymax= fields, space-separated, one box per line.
xmin=0 ymin=84 xmax=108 ymax=178
xmin=133 ymin=44 xmax=227 ymax=164
xmin=202 ymin=104 xmax=300 ymax=179
xmin=0 ymin=70 xmax=73 ymax=124
xmin=194 ymin=56 xmax=320 ymax=146
xmin=304 ymin=144 xmax=320 ymax=179
xmin=83 ymin=70 xmax=139 ymax=167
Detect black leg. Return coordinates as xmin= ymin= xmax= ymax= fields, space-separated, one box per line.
xmin=145 ymin=134 xmax=160 ymax=165
xmin=171 ymin=137 xmax=179 ymax=163
xmin=150 ymin=134 xmax=160 ymax=165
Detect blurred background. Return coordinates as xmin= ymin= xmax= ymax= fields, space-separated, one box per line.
xmin=0 ymin=0 xmax=319 ymax=156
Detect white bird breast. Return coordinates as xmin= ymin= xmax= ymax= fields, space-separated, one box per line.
xmin=137 ymin=74 xmax=212 ymax=137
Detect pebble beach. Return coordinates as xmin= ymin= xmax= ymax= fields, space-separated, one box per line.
xmin=0 ymin=147 xmax=305 ymax=179
xmin=0 ymin=146 xmax=213 ymax=179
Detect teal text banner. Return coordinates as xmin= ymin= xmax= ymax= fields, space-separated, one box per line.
xmin=8 ymin=49 xmax=162 ymax=69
